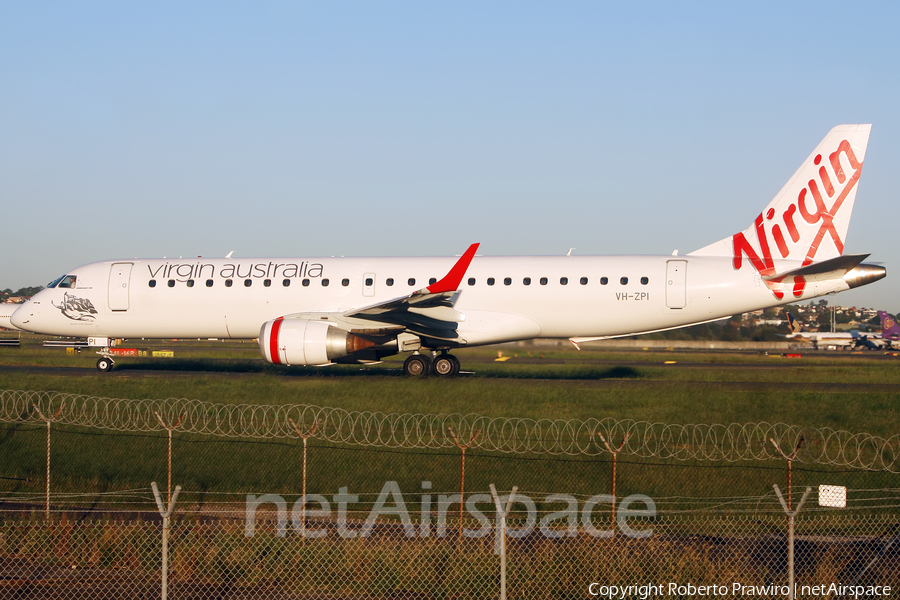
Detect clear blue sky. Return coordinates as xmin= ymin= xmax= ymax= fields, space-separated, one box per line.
xmin=2 ymin=1 xmax=898 ymax=312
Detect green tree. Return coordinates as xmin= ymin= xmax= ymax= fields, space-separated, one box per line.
xmin=13 ymin=286 xmax=43 ymax=297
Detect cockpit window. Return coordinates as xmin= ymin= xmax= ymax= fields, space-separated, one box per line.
xmin=49 ymin=275 xmax=76 ymax=289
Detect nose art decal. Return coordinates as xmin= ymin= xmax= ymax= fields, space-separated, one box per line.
xmin=52 ymin=292 xmax=99 ymax=321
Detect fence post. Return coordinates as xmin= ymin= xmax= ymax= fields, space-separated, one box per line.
xmin=770 ymin=436 xmax=804 ymax=511
xmin=447 ymin=425 xmax=480 ymax=543
xmin=288 ymin=417 xmax=320 ymax=535
xmin=32 ymin=400 xmax=65 ymax=518
xmin=154 ymin=411 xmax=186 ymax=506
xmin=489 ymin=484 xmax=518 ymax=600
xmin=596 ymin=431 xmax=629 ymax=535
xmin=773 ymin=484 xmax=811 ymax=600
xmin=152 ymin=481 xmax=182 ymax=600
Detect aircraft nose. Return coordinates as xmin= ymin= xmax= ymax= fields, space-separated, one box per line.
xmin=9 ymin=303 xmax=32 ymax=331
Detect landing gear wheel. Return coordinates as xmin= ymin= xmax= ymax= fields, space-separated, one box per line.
xmin=403 ymin=354 xmax=431 ymax=377
xmin=432 ymin=354 xmax=460 ymax=377
xmin=96 ymin=357 xmax=114 ymax=372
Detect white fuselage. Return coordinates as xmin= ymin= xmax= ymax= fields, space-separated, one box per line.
xmin=10 ymin=253 xmax=849 ymax=347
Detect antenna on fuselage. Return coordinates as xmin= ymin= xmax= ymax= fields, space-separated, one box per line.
xmin=225 ymin=251 xmax=234 ymax=258
xmin=567 ymin=248 xmax=575 ymax=256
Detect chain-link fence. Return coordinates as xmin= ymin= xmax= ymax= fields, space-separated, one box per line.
xmin=2 ymin=508 xmax=899 ymax=598
xmin=1 ymin=389 xmax=898 ymax=597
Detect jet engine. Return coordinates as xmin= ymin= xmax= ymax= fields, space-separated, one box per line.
xmin=259 ymin=318 xmax=376 ymax=365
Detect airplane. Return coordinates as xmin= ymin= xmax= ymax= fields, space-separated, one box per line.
xmin=783 ymin=312 xmax=879 ymax=349
xmin=9 ymin=124 xmax=887 ymax=376
xmin=876 ymin=311 xmax=900 ymax=348
xmin=0 ymin=304 xmax=23 ymax=331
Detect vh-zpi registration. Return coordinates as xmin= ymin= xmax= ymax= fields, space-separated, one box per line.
xmin=8 ymin=125 xmax=886 ymax=376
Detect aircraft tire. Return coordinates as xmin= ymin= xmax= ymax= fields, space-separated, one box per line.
xmin=403 ymin=354 xmax=431 ymax=377
xmin=433 ymin=354 xmax=460 ymax=377
xmin=96 ymin=358 xmax=113 ymax=373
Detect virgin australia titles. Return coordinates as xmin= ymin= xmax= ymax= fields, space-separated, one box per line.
xmin=245 ymin=481 xmax=655 ymax=551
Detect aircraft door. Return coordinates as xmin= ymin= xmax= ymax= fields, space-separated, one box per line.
xmin=363 ymin=273 xmax=376 ymax=297
xmin=108 ymin=263 xmax=133 ymax=311
xmin=665 ymin=260 xmax=687 ymax=309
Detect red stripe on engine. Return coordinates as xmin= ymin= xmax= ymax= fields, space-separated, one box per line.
xmin=269 ymin=317 xmax=284 ymax=364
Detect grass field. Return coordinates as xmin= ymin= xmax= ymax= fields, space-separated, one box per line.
xmin=1 ymin=334 xmax=898 ymax=431
xmin=0 ymin=334 xmax=898 ymax=508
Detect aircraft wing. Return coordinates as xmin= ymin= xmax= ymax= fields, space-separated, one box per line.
xmin=343 ymin=243 xmax=479 ymax=343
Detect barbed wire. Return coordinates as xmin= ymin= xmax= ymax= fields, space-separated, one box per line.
xmin=2 ymin=389 xmax=898 ymax=471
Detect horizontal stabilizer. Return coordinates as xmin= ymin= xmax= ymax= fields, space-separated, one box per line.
xmin=762 ymin=254 xmax=869 ymax=283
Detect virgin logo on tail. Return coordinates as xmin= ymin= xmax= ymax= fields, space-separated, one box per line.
xmin=732 ymin=139 xmax=863 ymax=298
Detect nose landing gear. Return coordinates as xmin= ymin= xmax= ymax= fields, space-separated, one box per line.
xmin=96 ymin=348 xmax=116 ymax=372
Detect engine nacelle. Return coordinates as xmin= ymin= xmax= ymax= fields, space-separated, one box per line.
xmin=259 ymin=318 xmax=374 ymax=366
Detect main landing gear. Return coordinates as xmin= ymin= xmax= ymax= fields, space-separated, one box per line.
xmin=403 ymin=352 xmax=460 ymax=377
xmin=432 ymin=353 xmax=460 ymax=377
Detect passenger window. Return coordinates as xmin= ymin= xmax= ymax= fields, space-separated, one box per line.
xmin=187 ymin=280 xmax=195 ymax=288
xmin=322 ymin=279 xmax=330 ymax=287
xmin=504 ymin=277 xmax=512 ymax=286
xmin=168 ymin=280 xmax=175 ymax=288
xmin=523 ymin=277 xmax=531 ymax=286
xmin=206 ymin=280 xmax=214 ymax=287
xmin=225 ymin=279 xmax=233 ymax=287
xmin=560 ymin=277 xmax=568 ymax=285
xmin=540 ymin=277 xmax=548 ymax=285
xmin=264 ymin=279 xmax=271 ymax=287
xmin=244 ymin=279 xmax=252 ymax=287
xmin=468 ymin=277 xmax=476 ymax=286
xmin=429 ymin=278 xmax=437 ymax=285
xmin=408 ymin=278 xmax=416 ymax=286
xmin=302 ymin=279 xmax=310 ymax=287
xmin=342 ymin=279 xmax=350 ymax=287
xmin=149 ymin=280 xmax=156 ymax=288
xmin=600 ymin=277 xmax=608 ymax=285
xmin=580 ymin=277 xmax=588 ymax=285
xmin=283 ymin=279 xmax=290 ymax=287
xmin=620 ymin=277 xmax=628 ymax=285
xmin=487 ymin=278 xmax=495 ymax=286
xmin=386 ymin=278 xmax=394 ymax=286
xmin=641 ymin=277 xmax=649 ymax=285
xmin=365 ymin=278 xmax=373 ymax=286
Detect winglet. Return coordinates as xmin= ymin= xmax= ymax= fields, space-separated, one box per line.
xmin=427 ymin=243 xmax=480 ymax=294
